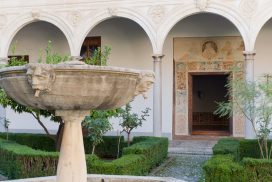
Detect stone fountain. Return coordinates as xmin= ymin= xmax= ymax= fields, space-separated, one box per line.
xmin=0 ymin=59 xmax=155 ymax=182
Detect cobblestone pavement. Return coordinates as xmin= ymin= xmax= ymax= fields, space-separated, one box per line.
xmin=151 ymin=154 xmax=211 ymax=182
xmin=151 ymin=139 xmax=217 ymax=182
xmin=168 ymin=139 xmax=218 ymax=155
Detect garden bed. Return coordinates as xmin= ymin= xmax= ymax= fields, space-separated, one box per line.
xmin=0 ymin=133 xmax=168 ymax=179
xmin=203 ymin=138 xmax=272 ymax=182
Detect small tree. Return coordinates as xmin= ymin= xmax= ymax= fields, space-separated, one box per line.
xmin=0 ymin=117 xmax=10 ymax=140
xmin=215 ymin=68 xmax=272 ymax=159
xmin=85 ymin=46 xmax=111 ymax=66
xmin=83 ymin=110 xmax=120 ymax=154
xmin=119 ymin=103 xmax=150 ymax=146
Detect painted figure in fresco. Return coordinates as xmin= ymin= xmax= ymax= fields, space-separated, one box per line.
xmin=26 ymin=64 xmax=56 ymax=97
xmin=221 ymin=41 xmax=234 ymax=62
xmin=202 ymin=41 xmax=218 ymax=60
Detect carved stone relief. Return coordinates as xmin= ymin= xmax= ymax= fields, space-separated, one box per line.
xmin=31 ymin=10 xmax=41 ymax=20
xmin=148 ymin=5 xmax=166 ymax=25
xmin=196 ymin=0 xmax=210 ymax=11
xmin=107 ymin=8 xmax=118 ymax=17
xmin=68 ymin=11 xmax=81 ymax=27
xmin=239 ymin=0 xmax=258 ymax=18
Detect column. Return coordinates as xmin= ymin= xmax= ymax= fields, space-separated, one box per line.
xmin=56 ymin=110 xmax=89 ymax=182
xmin=152 ymin=54 xmax=164 ymax=137
xmin=243 ymin=51 xmax=256 ymax=139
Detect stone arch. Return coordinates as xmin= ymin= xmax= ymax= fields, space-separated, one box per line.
xmin=74 ymin=8 xmax=156 ymax=55
xmin=0 ymin=11 xmax=74 ymax=57
xmin=157 ymin=4 xmax=250 ymax=54
xmin=251 ymin=5 xmax=272 ymax=50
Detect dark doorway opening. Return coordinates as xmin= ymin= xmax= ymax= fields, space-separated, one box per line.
xmin=189 ymin=73 xmax=231 ymax=136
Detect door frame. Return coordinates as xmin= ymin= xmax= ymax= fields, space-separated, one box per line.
xmin=188 ymin=72 xmax=232 ymax=135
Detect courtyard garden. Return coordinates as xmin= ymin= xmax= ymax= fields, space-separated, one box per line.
xmin=0 ymin=133 xmax=168 ymax=180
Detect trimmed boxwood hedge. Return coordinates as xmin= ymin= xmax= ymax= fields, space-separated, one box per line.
xmin=86 ymin=154 xmax=147 ymax=175
xmin=0 ymin=138 xmax=58 ymax=179
xmin=204 ymin=138 xmax=272 ymax=182
xmin=203 ymin=154 xmax=245 ymax=182
xmin=0 ymin=133 xmax=56 ymax=151
xmin=123 ymin=136 xmax=168 ymax=169
xmin=0 ymin=134 xmax=168 ymax=179
xmin=0 ymin=133 xmax=125 ymax=158
xmin=212 ymin=138 xmax=240 ymax=160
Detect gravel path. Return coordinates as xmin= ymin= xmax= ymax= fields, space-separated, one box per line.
xmin=0 ymin=173 xmax=7 ymax=181
xmin=151 ymin=154 xmax=211 ymax=182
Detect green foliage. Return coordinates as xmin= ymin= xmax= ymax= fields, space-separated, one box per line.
xmin=0 ymin=138 xmax=58 ymax=179
xmin=213 ymin=138 xmax=240 ymax=160
xmin=119 ymin=103 xmax=150 ymax=146
xmin=45 ymin=40 xmax=69 ymax=64
xmin=215 ymin=68 xmax=272 ymax=159
xmin=0 ymin=133 xmax=125 ymax=158
xmin=8 ymin=56 xmax=28 ymax=66
xmin=0 ymin=133 xmax=56 ymax=152
xmin=83 ymin=109 xmax=122 ymax=154
xmin=243 ymin=157 xmax=272 ymax=182
xmin=205 ymin=138 xmax=272 ymax=181
xmin=123 ymin=136 xmax=168 ymax=169
xmin=84 ymin=136 xmax=125 ymax=158
xmin=85 ymin=46 xmax=111 ymax=66
xmin=0 ymin=135 xmax=168 ymax=178
xmin=87 ymin=154 xmax=146 ymax=175
xmin=239 ymin=139 xmax=272 ymax=159
xmin=203 ymin=154 xmax=245 ymax=182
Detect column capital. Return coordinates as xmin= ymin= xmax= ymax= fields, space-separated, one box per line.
xmin=243 ymin=50 xmax=256 ymax=56
xmin=152 ymin=54 xmax=165 ymax=60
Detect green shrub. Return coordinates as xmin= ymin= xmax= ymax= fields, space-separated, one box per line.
xmin=212 ymin=138 xmax=240 ymax=160
xmin=84 ymin=136 xmax=125 ymax=158
xmin=87 ymin=154 xmax=146 ymax=175
xmin=0 ymin=133 xmax=55 ymax=151
xmin=239 ymin=140 xmax=272 ymax=159
xmin=243 ymin=157 xmax=272 ymax=182
xmin=0 ymin=138 xmax=58 ymax=179
xmin=0 ymin=135 xmax=168 ymax=179
xmin=87 ymin=136 xmax=168 ymax=176
xmin=205 ymin=138 xmax=272 ymax=181
xmin=123 ymin=136 xmax=168 ymax=169
xmin=0 ymin=133 xmax=125 ymax=158
xmin=203 ymin=154 xmax=245 ymax=182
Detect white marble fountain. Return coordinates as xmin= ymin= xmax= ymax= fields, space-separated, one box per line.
xmin=0 ymin=59 xmax=183 ymax=182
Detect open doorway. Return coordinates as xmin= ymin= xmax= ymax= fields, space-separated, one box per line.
xmin=188 ymin=73 xmax=231 ymax=136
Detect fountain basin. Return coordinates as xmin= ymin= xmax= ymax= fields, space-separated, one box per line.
xmin=0 ymin=62 xmax=154 ymax=110
xmin=5 ymin=175 xmax=184 ymax=182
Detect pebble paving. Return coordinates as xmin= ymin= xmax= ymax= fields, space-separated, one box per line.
xmin=152 ymin=154 xmax=211 ymax=182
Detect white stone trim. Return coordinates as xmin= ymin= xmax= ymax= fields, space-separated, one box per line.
xmin=74 ymin=8 xmax=157 ymax=56
xmin=0 ymin=11 xmax=75 ymax=57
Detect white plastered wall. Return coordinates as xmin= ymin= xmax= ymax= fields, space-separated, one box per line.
xmin=255 ymin=19 xmax=272 ymax=78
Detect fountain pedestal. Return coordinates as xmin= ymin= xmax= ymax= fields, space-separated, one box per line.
xmin=56 ymin=110 xmax=89 ymax=182
xmin=0 ymin=62 xmax=155 ymax=182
